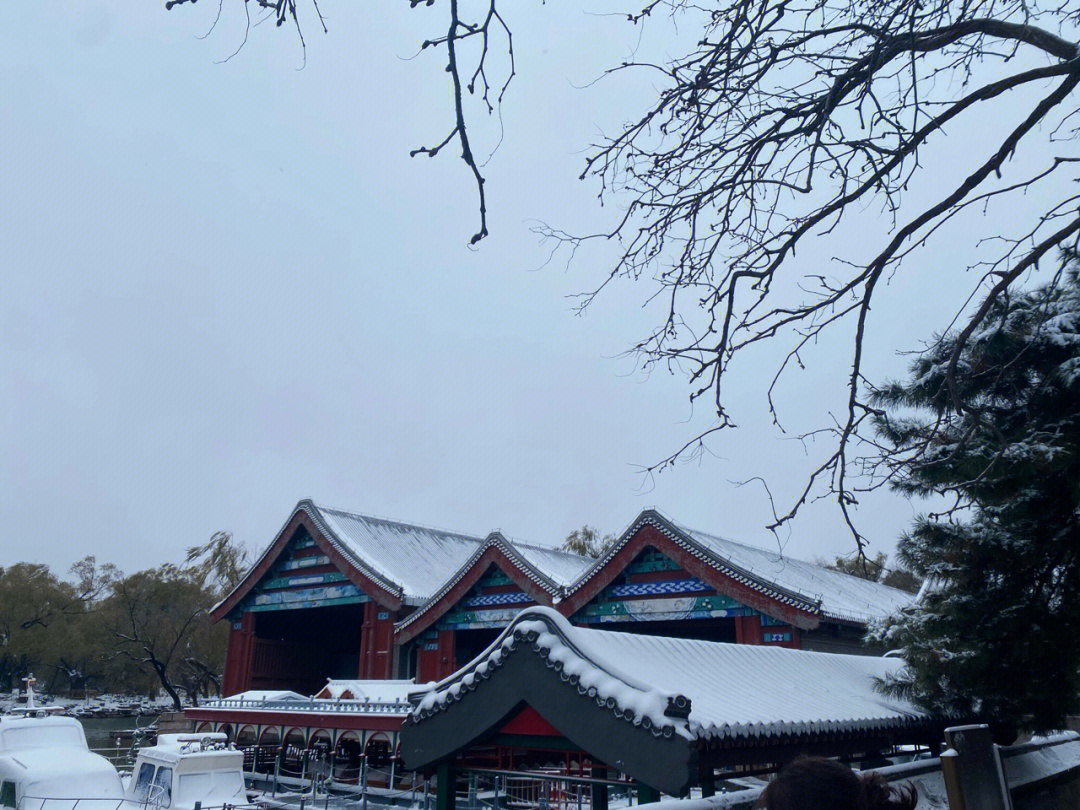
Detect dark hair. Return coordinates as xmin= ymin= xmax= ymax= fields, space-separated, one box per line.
xmin=755 ymin=756 xmax=917 ymax=810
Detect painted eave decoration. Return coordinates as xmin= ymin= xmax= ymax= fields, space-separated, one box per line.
xmin=401 ymin=607 xmax=940 ymax=795
xmin=561 ymin=509 xmax=915 ymax=625
xmin=410 ymin=607 xmax=930 ymax=741
xmin=217 ymin=501 xmax=914 ymax=629
xmin=394 ymin=531 xmax=591 ymax=638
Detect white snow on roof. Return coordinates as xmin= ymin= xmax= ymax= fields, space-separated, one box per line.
xmin=230 ymin=502 xmax=908 ymax=626
xmin=312 ymin=504 xmax=488 ymax=601
xmin=416 ymin=607 xmax=927 ymax=741
xmin=513 ymin=541 xmax=593 ymax=587
xmin=317 ymin=680 xmax=416 ymax=704
xmin=223 ymin=690 xmax=307 ymax=703
xmin=394 ymin=532 xmax=592 ymax=633
xmin=673 ymin=522 xmax=915 ymax=623
xmin=310 ymin=503 xmax=589 ymax=603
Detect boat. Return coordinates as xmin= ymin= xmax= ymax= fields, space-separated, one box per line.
xmin=1 ymin=679 xmax=251 ymax=810
xmin=0 ymin=677 xmax=125 ymax=810
xmin=124 ymin=734 xmax=249 ymax=810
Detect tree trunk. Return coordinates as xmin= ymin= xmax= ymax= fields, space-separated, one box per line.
xmin=152 ymin=661 xmax=183 ymax=712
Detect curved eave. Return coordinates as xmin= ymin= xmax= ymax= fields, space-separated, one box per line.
xmin=299 ymin=500 xmax=406 ymax=599
xmin=402 ymin=611 xmax=696 ymax=795
xmin=395 ymin=533 xmax=562 ymax=642
xmin=210 ymin=500 xmax=405 ymax=622
xmin=402 ymin=609 xmax=942 ymax=793
xmin=559 ymin=510 xmax=824 ymax=629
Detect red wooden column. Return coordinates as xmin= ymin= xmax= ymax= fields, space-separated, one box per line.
xmin=359 ymin=602 xmax=398 ymax=679
xmin=222 ymin=612 xmax=256 ymax=696
xmin=437 ymin=629 xmax=457 ymax=680
xmin=414 ymin=629 xmax=457 ymax=683
xmin=734 ymin=614 xmax=763 ymax=645
xmin=416 ymin=645 xmax=438 ymax=683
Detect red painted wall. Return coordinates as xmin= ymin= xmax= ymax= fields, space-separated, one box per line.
xmin=734 ymin=614 xmax=763 ymax=645
xmin=500 ymin=705 xmax=563 ymax=737
xmin=221 ymin=613 xmax=255 ymax=696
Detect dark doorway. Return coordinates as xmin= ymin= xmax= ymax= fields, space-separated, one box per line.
xmin=454 ymin=627 xmax=504 ymax=668
xmin=250 ymin=602 xmax=365 ymax=693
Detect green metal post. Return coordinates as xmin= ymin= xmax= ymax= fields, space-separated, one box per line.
xmin=591 ymin=768 xmax=608 ymax=810
xmin=636 ymin=783 xmax=660 ymax=806
xmin=700 ymin=767 xmax=716 ymax=799
xmin=436 ymin=761 xmax=456 ymax=810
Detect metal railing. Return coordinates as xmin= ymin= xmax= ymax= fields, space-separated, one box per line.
xmin=238 ymin=744 xmax=424 ymax=809
xmin=18 ymin=799 xmax=260 ymax=810
xmin=196 ymin=700 xmax=409 ymax=716
xmin=456 ymin=769 xmax=637 ymax=810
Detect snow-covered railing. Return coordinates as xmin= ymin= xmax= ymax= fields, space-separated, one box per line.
xmin=633 ymin=731 xmax=1080 ymax=810
xmin=196 ymin=697 xmax=411 ymax=715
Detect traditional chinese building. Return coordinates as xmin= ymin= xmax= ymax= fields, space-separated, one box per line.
xmin=400 ymin=607 xmax=947 ymax=804
xmin=188 ymin=500 xmax=914 ymax=770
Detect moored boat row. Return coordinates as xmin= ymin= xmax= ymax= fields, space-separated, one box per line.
xmin=1 ymin=679 xmax=252 ymax=810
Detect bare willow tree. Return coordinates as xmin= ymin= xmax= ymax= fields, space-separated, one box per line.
xmin=164 ymin=0 xmax=1080 ymax=553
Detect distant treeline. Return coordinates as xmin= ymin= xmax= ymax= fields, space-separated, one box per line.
xmin=0 ymin=533 xmax=248 ymax=710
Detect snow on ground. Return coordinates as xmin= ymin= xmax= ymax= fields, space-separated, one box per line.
xmin=0 ymin=691 xmax=179 ymax=717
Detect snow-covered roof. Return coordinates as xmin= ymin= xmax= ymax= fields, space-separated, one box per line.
xmin=395 ymin=531 xmax=593 ymax=636
xmin=413 ymin=607 xmax=927 ymax=743
xmin=308 ymin=503 xmax=487 ymax=602
xmin=316 ymin=680 xmax=417 ymax=704
xmin=403 ymin=608 xmax=945 ymax=796
xmin=299 ymin=502 xmax=590 ymax=604
xmin=567 ymin=510 xmax=915 ymax=624
xmin=223 ymin=690 xmax=307 ymax=703
xmin=674 ymin=522 xmax=915 ymax=623
xmin=223 ymin=501 xmax=909 ymax=628
xmin=513 ymin=541 xmax=595 ymax=587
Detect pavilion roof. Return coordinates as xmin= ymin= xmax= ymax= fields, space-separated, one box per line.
xmin=562 ymin=510 xmax=914 ymax=624
xmin=402 ymin=608 xmax=947 ymax=795
xmin=413 ymin=607 xmax=927 ymax=743
xmin=220 ymin=502 xmax=911 ymax=623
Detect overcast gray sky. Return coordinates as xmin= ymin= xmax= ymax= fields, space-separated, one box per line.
xmin=2 ymin=2 xmax=1065 ymax=575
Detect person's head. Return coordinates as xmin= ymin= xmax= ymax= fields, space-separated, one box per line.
xmin=754 ymin=756 xmax=917 ymax=810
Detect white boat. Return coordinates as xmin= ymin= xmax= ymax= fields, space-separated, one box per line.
xmin=0 ymin=678 xmax=125 ymax=810
xmin=124 ymin=735 xmax=247 ymax=810
xmin=1 ymin=679 xmax=249 ymax=810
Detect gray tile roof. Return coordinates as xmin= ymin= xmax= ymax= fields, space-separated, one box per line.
xmin=414 ymin=607 xmax=929 ymax=742
xmin=307 ymin=502 xmax=590 ymax=604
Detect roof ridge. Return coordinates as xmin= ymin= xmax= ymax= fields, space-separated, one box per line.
xmin=671 ymin=518 xmax=916 ymax=602
xmin=314 ymin=504 xmax=589 ymax=561
xmin=312 ymin=503 xmax=486 ymax=543
xmin=673 ymin=520 xmax=813 ymax=564
xmin=506 ymin=536 xmax=590 ymax=559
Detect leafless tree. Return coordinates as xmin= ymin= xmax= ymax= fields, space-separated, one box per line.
xmin=165 ymin=0 xmax=513 ymax=245
xmin=164 ymin=1 xmax=1080 ymax=554
xmin=540 ymin=1 xmax=1080 ymax=555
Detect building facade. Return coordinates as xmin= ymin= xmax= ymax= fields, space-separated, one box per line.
xmin=189 ymin=500 xmax=914 ymax=765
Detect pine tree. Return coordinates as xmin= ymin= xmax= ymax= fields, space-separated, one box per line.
xmin=871 ymin=256 xmax=1080 ymax=733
